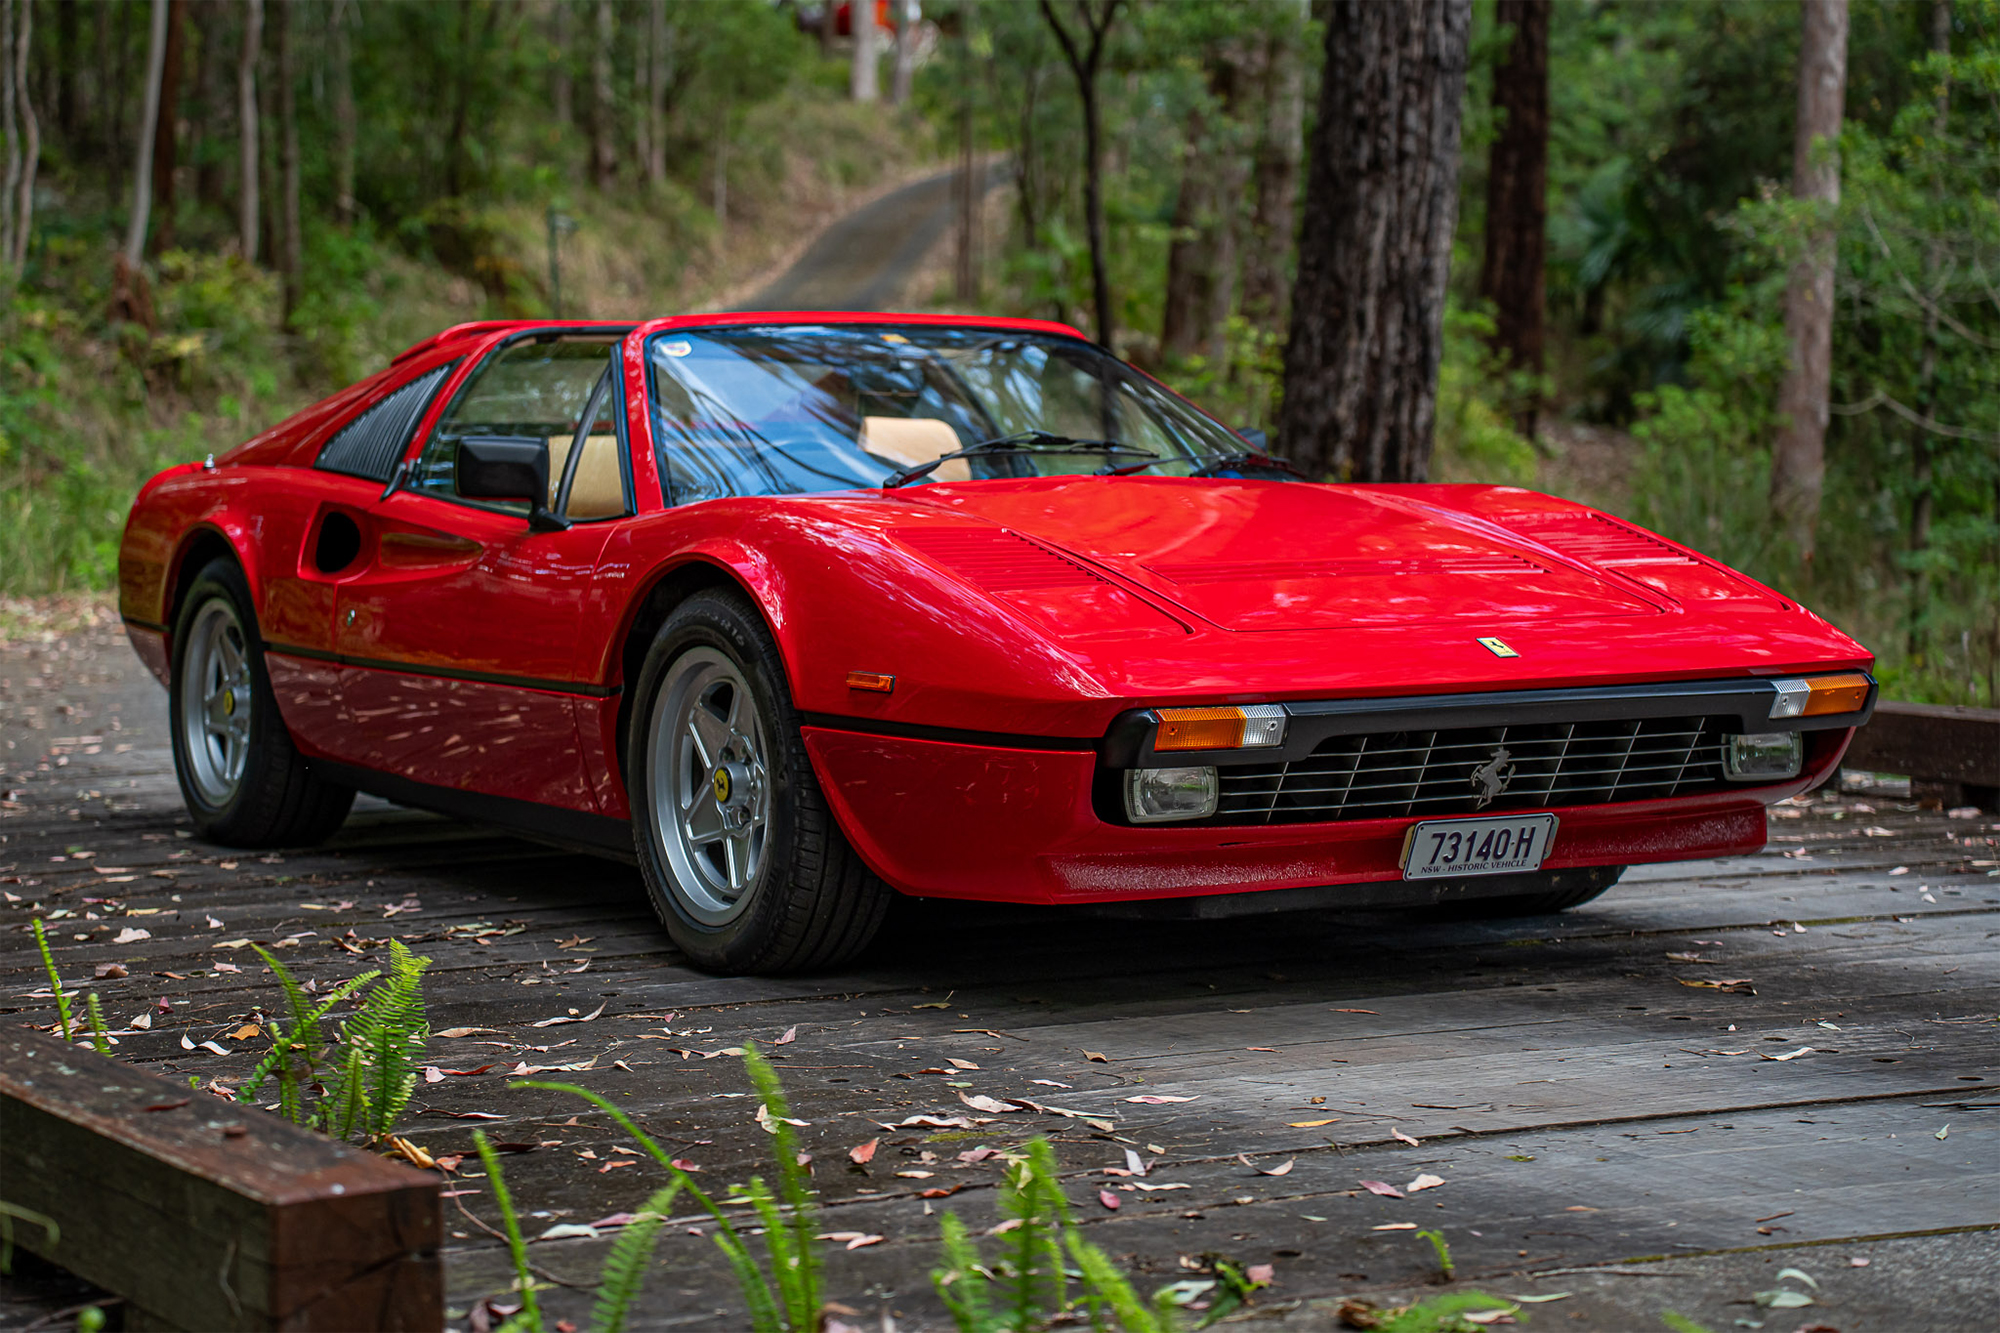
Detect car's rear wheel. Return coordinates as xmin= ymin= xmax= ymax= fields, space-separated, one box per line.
xmin=629 ymin=590 xmax=891 ymax=973
xmin=169 ymin=557 xmax=355 ymax=847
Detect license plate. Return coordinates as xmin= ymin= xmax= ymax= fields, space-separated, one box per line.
xmin=1401 ymin=814 xmax=1558 ymax=880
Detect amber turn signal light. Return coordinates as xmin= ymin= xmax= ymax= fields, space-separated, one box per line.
xmin=1801 ymin=672 xmax=1870 ymax=716
xmin=1153 ymin=704 xmax=1287 ymax=752
xmin=846 ymin=671 xmax=894 ymax=693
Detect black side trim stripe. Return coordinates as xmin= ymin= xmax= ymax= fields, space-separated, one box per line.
xmin=799 ymin=712 xmax=1098 ymax=752
xmin=309 ymin=759 xmax=635 ymax=862
xmin=267 ymin=641 xmax=621 ymax=699
xmin=122 ymin=616 xmax=167 ymax=634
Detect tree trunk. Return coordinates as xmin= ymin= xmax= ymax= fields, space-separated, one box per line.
xmin=191 ymin=0 xmax=226 ymax=211
xmin=9 ymin=0 xmax=35 ymax=277
xmin=891 ymin=0 xmax=915 ymax=105
xmin=955 ymin=103 xmax=977 ymax=302
xmin=1242 ymin=6 xmax=1304 ymax=329
xmin=712 ymin=112 xmax=729 ymax=227
xmin=57 ymin=0 xmax=77 ymax=139
xmin=1039 ymin=0 xmax=1121 ymax=349
xmin=1907 ymin=0 xmax=1950 ymax=657
xmin=646 ymin=0 xmax=668 ymax=185
xmin=1770 ymin=0 xmax=1849 ymax=558
xmin=591 ymin=0 xmax=614 ymax=187
xmin=124 ymin=0 xmax=169 ymax=267
xmin=3 ymin=0 xmax=18 ymax=272
xmin=147 ymin=0 xmax=185 ymax=255
xmin=236 ymin=0 xmax=259 ymax=260
xmin=550 ymin=0 xmax=570 ymax=125
xmin=851 ymin=0 xmax=879 ymax=103
xmin=1161 ymin=105 xmax=1212 ymax=362
xmin=1479 ymin=0 xmax=1549 ymax=437
xmin=1012 ymin=63 xmax=1044 ymax=253
xmin=274 ymin=0 xmax=299 ymax=317
xmin=330 ymin=0 xmax=355 ymax=224
xmin=1277 ymin=0 xmax=1471 ymax=483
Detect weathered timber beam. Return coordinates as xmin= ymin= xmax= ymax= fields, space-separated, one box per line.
xmin=0 ymin=1030 xmax=440 ymax=1331
xmin=1843 ymin=700 xmax=2000 ymax=809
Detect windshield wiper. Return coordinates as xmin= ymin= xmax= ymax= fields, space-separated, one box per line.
xmin=1186 ymin=450 xmax=1307 ymax=480
xmin=880 ymin=430 xmax=1158 ymax=488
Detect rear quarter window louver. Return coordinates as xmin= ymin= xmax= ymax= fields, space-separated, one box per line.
xmin=314 ymin=363 xmax=453 ymax=483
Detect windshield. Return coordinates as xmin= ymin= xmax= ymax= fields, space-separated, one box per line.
xmin=645 ymin=323 xmax=1261 ymax=503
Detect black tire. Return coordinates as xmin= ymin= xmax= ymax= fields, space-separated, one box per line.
xmin=168 ymin=557 xmax=355 ymax=847
xmin=1454 ymin=865 xmax=1626 ymax=918
xmin=627 ymin=590 xmax=891 ymax=974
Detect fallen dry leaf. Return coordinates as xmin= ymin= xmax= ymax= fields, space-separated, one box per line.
xmin=1084 ymin=1050 xmax=1110 ymax=1062
xmin=1331 ymin=1008 xmax=1379 ymax=1015
xmin=849 ymin=1139 xmax=879 ymax=1165
xmin=1124 ymin=1094 xmax=1198 ymax=1105
xmin=1391 ymin=1128 xmax=1420 ymax=1147
xmin=1372 ymin=1222 xmax=1418 ymax=1231
xmin=1288 ymin=1118 xmax=1341 ymax=1128
xmin=1677 ymin=977 xmax=1757 ymax=994
xmin=774 ymin=1026 xmax=797 ymax=1046
xmin=227 ymin=1023 xmax=260 ymax=1041
xmin=94 ymin=963 xmax=128 ymax=979
xmin=1360 ymin=1180 xmax=1405 ymax=1199
xmin=1098 ymin=1190 xmax=1121 ymax=1210
xmin=947 ymin=1058 xmax=980 ymax=1070
xmin=436 ymin=1026 xmax=502 ymax=1039
xmin=958 ymin=1092 xmax=1021 ymax=1114
xmin=1259 ymin=1159 xmax=1295 ymax=1177
xmin=531 ymin=1003 xmax=608 ymax=1029
xmin=1759 ymin=1046 xmax=1814 ymax=1062
xmin=113 ymin=927 xmax=150 ymax=944
xmin=1406 ymin=1173 xmax=1446 ymax=1193
xmin=198 ymin=1040 xmax=231 ymax=1056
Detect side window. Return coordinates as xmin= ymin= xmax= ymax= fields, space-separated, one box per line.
xmin=408 ymin=337 xmax=620 ymax=512
xmin=314 ymin=363 xmax=454 ymax=483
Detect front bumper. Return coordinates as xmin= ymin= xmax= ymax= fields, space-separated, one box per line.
xmin=801 ymin=722 xmax=1852 ymax=906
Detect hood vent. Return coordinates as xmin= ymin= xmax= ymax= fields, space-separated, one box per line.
xmin=896 ymin=527 xmax=1105 ymax=590
xmin=1147 ymin=554 xmax=1542 ymax=584
xmin=1502 ymin=512 xmax=1700 ymax=567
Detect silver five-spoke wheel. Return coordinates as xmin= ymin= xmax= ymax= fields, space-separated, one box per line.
xmin=649 ymin=647 xmax=771 ymax=925
xmin=178 ymin=598 xmax=253 ymax=806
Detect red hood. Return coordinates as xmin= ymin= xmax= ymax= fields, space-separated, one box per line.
xmin=893 ymin=476 xmax=1696 ymax=632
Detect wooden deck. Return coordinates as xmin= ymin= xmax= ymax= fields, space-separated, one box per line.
xmin=4 ymin=614 xmax=1996 ymax=1331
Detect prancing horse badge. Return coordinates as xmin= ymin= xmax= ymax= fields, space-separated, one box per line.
xmin=1477 ymin=637 xmax=1519 ymax=658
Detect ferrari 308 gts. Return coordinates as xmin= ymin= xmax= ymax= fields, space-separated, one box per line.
xmin=118 ymin=314 xmax=1875 ymax=973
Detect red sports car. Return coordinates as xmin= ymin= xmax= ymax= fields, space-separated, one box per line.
xmin=118 ymin=315 xmax=1875 ymax=973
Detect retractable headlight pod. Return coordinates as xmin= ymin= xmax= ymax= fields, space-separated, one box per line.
xmin=1125 ymin=705 xmax=1287 ymax=823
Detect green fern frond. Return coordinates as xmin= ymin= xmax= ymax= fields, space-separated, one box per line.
xmin=31 ymin=919 xmax=73 ymax=1042
xmin=84 ymin=992 xmax=111 ymax=1056
xmin=473 ymin=1130 xmax=543 ymax=1333
xmin=588 ymin=1182 xmax=684 ymax=1333
xmin=931 ymin=1211 xmax=996 ymax=1333
xmin=1068 ymin=1232 xmax=1169 ymax=1333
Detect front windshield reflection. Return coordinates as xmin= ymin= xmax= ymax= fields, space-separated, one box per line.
xmin=644 ymin=324 xmax=1259 ymax=504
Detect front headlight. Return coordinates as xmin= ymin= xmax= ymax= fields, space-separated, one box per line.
xmin=1723 ymin=732 xmax=1803 ymax=781
xmin=1125 ymin=766 xmax=1219 ymax=822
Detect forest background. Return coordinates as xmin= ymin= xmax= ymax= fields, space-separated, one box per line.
xmin=0 ymin=0 xmax=1993 ymax=707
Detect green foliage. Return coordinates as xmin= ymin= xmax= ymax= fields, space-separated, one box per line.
xmin=84 ymin=992 xmax=112 ymax=1057
xmin=1658 ymin=1313 xmax=1715 ymax=1333
xmin=0 ymin=1200 xmax=60 ymax=1276
xmin=932 ymin=1137 xmax=1265 ymax=1332
xmin=1413 ymin=1229 xmax=1454 ymax=1282
xmin=589 ymin=1184 xmax=685 ymax=1333
xmin=474 ymin=1130 xmax=544 ymax=1333
xmin=515 ymin=1052 xmax=822 ymax=1333
xmin=30 ymin=918 xmax=72 ymax=1043
xmin=237 ymin=939 xmax=429 ymax=1139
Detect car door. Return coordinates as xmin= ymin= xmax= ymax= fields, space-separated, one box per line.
xmin=329 ymin=333 xmax=632 ymax=815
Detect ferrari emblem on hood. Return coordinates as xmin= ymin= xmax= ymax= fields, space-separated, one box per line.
xmin=1470 ymin=747 xmax=1518 ymax=809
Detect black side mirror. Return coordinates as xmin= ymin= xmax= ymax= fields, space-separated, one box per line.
xmin=456 ymin=435 xmax=569 ymax=532
xmin=1236 ymin=426 xmax=1270 ymax=450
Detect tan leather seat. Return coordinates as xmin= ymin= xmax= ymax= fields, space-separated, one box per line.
xmin=860 ymin=416 xmax=968 ymax=482
xmin=547 ymin=434 xmax=627 ymax=519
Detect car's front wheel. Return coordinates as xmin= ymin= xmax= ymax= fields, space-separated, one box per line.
xmin=628 ymin=591 xmax=891 ymax=973
xmin=169 ymin=557 xmax=354 ymax=847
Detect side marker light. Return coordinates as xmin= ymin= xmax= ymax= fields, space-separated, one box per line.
xmin=846 ymin=671 xmax=895 ymax=693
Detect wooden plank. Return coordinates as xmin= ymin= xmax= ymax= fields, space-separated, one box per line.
xmin=1844 ymin=700 xmax=2000 ymax=806
xmin=0 ymin=1030 xmax=442 ymax=1331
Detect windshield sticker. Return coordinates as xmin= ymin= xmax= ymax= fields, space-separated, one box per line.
xmin=660 ymin=339 xmax=693 ymax=357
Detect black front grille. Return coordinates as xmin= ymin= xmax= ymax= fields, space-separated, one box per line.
xmin=1212 ymin=715 xmax=1733 ymax=825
